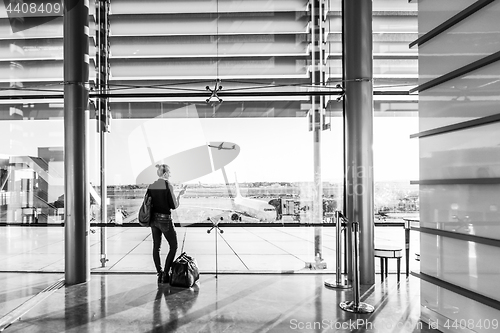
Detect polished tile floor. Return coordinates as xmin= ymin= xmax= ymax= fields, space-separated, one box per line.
xmin=0 ymin=273 xmax=439 ymax=333
xmin=0 ymin=225 xmax=420 ymax=274
xmin=0 ymin=226 xmax=429 ymax=332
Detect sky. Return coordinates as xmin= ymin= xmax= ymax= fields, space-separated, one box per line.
xmin=92 ymin=104 xmax=419 ymax=185
xmin=0 ymin=105 xmax=419 ymax=187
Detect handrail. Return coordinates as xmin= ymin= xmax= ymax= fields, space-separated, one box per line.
xmin=411 ymin=178 xmax=500 ymax=186
xmin=410 ymin=50 xmax=500 ymax=94
xmin=413 ymin=226 xmax=500 ymax=249
xmin=0 ymin=220 xmax=411 ymax=228
xmin=0 ymin=169 xmax=11 ymax=191
xmin=409 ymin=0 xmax=495 ymax=48
xmin=410 ymin=113 xmax=500 ymax=139
xmin=33 ymin=194 xmax=57 ymax=210
xmin=412 ymin=271 xmax=500 ymax=311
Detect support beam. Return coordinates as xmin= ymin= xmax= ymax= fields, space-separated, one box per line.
xmin=64 ymin=0 xmax=90 ymax=285
xmin=308 ymin=0 xmax=328 ymax=269
xmin=96 ymin=0 xmax=111 ymax=268
xmin=343 ymin=0 xmax=375 ymax=285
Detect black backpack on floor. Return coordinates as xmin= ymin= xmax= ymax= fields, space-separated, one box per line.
xmin=169 ymin=252 xmax=200 ymax=288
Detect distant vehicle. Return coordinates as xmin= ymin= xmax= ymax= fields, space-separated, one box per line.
xmin=375 ymin=208 xmax=395 ymax=221
xmin=208 ymin=142 xmax=236 ymax=150
xmin=375 ymin=211 xmax=389 ymax=221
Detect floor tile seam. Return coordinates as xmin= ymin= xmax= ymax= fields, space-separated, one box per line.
xmin=0 ymin=259 xmax=352 ymax=273
xmin=38 ymin=258 xmax=64 ymax=271
xmin=260 ymin=227 xmax=315 ymax=242
xmin=257 ymin=227 xmax=338 ymax=251
xmin=106 ymin=233 xmax=152 ymax=270
xmin=192 ymin=234 xmax=261 ymax=251
xmin=98 ymin=227 xmax=145 ymax=242
xmin=0 ymin=281 xmax=63 ymax=304
xmin=273 ymin=226 xmax=335 ymax=243
xmin=351 ymin=279 xmax=407 ymax=332
xmin=242 ymin=227 xmax=308 ymax=262
xmin=123 ymin=248 xmax=332 ymax=254
xmin=386 ymin=292 xmax=422 ymax=333
xmin=208 ymin=232 xmax=250 ymax=270
xmin=183 ymin=236 xmax=242 ymax=248
xmin=149 ymin=274 xmax=298 ymax=332
xmin=0 ymin=267 xmax=65 ymax=273
xmin=197 ymin=232 xmax=266 ymax=243
xmin=0 ymin=277 xmax=64 ymax=331
xmin=181 ymin=241 xmax=314 ymax=246
xmin=351 ymin=283 xmax=422 ymax=333
xmin=252 ymin=282 xmax=329 ymax=333
xmin=2 ymin=240 xmax=65 ymax=257
xmin=0 ymin=270 xmax=64 ymax=275
xmin=190 ymin=253 xmax=315 ymax=256
xmin=89 ymin=239 xmax=106 ymax=248
xmin=14 ymin=282 xmax=167 ymax=330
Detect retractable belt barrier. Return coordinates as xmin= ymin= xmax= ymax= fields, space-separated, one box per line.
xmin=324 ymin=211 xmax=350 ymax=289
xmin=339 ymin=220 xmax=374 ymax=314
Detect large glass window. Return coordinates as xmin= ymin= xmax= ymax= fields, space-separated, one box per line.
xmin=0 ymin=0 xmax=419 ymax=273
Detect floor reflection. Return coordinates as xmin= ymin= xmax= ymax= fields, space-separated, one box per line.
xmin=153 ymin=283 xmax=200 ymax=331
xmin=1 ymin=273 xmax=440 ymax=333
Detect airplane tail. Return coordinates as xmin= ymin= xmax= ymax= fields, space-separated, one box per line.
xmin=234 ymin=173 xmax=242 ymax=198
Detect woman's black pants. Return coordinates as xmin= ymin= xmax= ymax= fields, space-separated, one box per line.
xmin=151 ymin=219 xmax=178 ymax=274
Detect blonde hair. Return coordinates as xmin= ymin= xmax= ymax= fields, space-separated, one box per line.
xmin=155 ymin=164 xmax=170 ymax=178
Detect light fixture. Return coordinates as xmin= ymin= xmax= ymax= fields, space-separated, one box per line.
xmin=206 ymin=0 xmax=222 ymax=104
xmin=206 ymin=79 xmax=223 ymax=103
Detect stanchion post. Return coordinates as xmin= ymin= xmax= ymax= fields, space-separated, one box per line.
xmin=207 ymin=217 xmax=224 ymax=279
xmin=325 ymin=211 xmax=350 ymax=289
xmin=339 ymin=221 xmax=374 ymax=313
xmin=343 ymin=220 xmax=348 ymax=275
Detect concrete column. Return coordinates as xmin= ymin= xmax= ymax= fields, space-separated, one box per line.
xmin=343 ymin=0 xmax=375 ymax=285
xmin=64 ymin=0 xmax=90 ymax=285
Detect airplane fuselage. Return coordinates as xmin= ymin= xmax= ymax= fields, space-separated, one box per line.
xmin=233 ymin=195 xmax=276 ymax=222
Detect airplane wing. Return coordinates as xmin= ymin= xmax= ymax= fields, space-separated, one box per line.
xmin=179 ymin=204 xmax=262 ymax=222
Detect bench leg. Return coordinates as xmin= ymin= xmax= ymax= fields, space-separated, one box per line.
xmin=380 ymin=258 xmax=384 ymax=282
xmin=384 ymin=258 xmax=388 ymax=279
xmin=397 ymin=258 xmax=401 ymax=282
